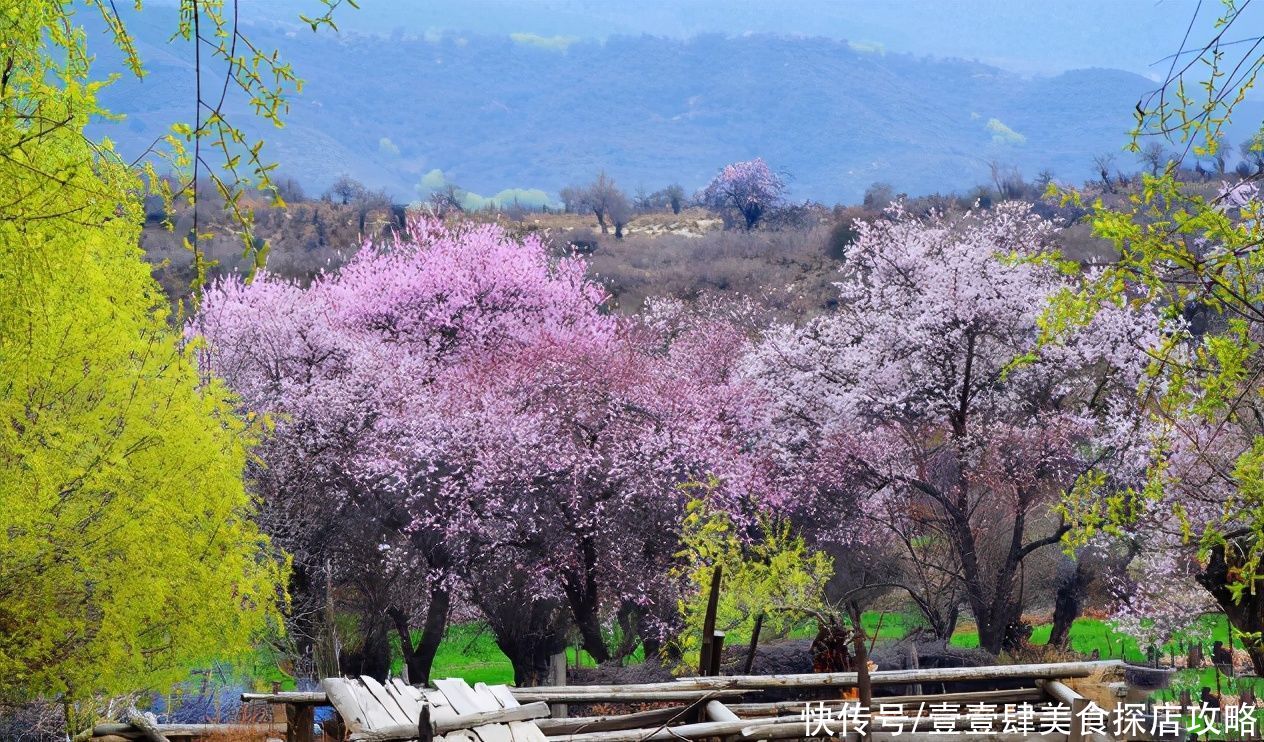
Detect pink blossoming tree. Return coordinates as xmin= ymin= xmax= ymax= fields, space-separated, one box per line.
xmin=743 ymin=202 xmax=1154 ymax=654
xmin=195 ymin=218 xmax=767 ymax=683
xmin=701 ymin=158 xmax=786 ymax=230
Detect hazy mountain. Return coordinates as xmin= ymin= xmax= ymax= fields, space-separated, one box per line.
xmin=238 ymin=0 xmax=1208 ymax=78
xmin=89 ymin=6 xmax=1235 ymax=204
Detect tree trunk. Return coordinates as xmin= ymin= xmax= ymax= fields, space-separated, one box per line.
xmin=968 ymin=591 xmax=1022 ymax=656
xmin=496 ymin=622 xmax=567 ymax=687
xmin=847 ymin=601 xmax=872 ymax=710
xmin=411 ymin=584 xmax=450 ymax=685
xmin=388 ymin=582 xmax=450 ymax=686
xmin=743 ymin=208 xmax=758 ymax=231
xmin=1049 ymin=557 xmax=1094 ymax=649
xmin=561 ymin=536 xmax=611 ymax=664
xmin=1197 ymin=543 xmax=1264 ymax=675
xmin=501 ymin=642 xmax=557 ymax=687
xmin=611 ymin=603 xmax=641 ymax=662
xmin=341 ymin=617 xmax=391 ymax=680
xmin=975 ymin=615 xmax=1006 ymax=656
xmin=923 ymin=602 xmax=959 ymax=642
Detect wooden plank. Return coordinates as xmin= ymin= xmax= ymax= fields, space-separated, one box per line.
xmin=435 ymin=678 xmax=492 ymax=715
xmin=303 ymin=661 xmax=1116 ymax=713
xmin=422 ymin=687 xmax=463 ymax=728
xmin=362 ymin=675 xmax=414 ymax=726
xmin=388 ymin=678 xmax=425 ymax=720
xmin=324 ymin=678 xmax=372 ymax=734
xmin=472 ymin=682 xmax=513 ymax=709
xmin=1038 ymin=678 xmax=1084 ymax=704
xmin=699 ymin=565 xmax=722 ymax=675
xmin=350 ymin=704 xmax=550 ymax=742
xmin=543 ymin=718 xmax=756 ymax=742
xmin=511 ymin=689 xmax=747 ymax=703
xmin=542 ymin=710 xmax=1077 ymax=742
xmin=547 ymin=652 xmax=568 ymax=720
xmin=435 ymin=703 xmax=551 ymax=734
xmin=350 ymin=679 xmax=400 ymax=730
xmin=507 ymin=720 xmax=551 ymax=742
xmin=483 ymin=684 xmax=521 ymax=709
xmin=469 ymin=722 xmax=515 ymax=742
xmin=466 ymin=683 xmax=517 ymax=742
xmin=535 ymin=706 xmax=690 ymax=735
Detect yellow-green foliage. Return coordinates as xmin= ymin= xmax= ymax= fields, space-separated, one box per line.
xmin=671 ymin=486 xmax=833 ymax=668
xmin=1043 ymin=1 xmax=1264 ymax=585
xmin=0 ymin=0 xmax=285 ymax=704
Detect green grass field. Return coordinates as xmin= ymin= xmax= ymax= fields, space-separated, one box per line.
xmin=417 ymin=612 xmax=1250 ymax=685
xmin=233 ymin=609 xmax=1264 ymax=719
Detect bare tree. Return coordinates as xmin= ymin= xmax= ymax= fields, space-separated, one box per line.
xmin=1034 ymin=169 xmax=1056 ymax=193
xmin=273 ymin=175 xmax=307 ymax=203
xmin=1241 ymin=135 xmax=1264 ymax=173
xmin=1091 ymin=154 xmax=1117 ymax=193
xmin=988 ymin=161 xmax=1026 ymax=200
xmin=862 ymin=182 xmax=896 ymax=210
xmin=324 ymin=174 xmax=367 ymax=205
xmin=1213 ymin=135 xmax=1231 ymax=175
xmin=559 ymin=185 xmax=584 ymax=214
xmin=609 ymin=190 xmax=633 ymax=239
xmin=573 ymin=172 xmax=627 ymax=235
xmin=1138 ymin=142 xmax=1172 ymax=176
xmin=428 ymin=184 xmax=466 ymax=218
xmin=661 ymin=184 xmax=686 ymax=214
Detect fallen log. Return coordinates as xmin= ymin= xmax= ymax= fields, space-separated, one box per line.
xmin=1036 ymin=678 xmax=1082 ymax=705
xmin=521 ymin=660 xmax=1120 ymax=695
xmin=725 ymin=687 xmax=1045 ymax=716
xmin=674 ymin=660 xmax=1122 ymax=690
xmin=512 ymin=688 xmax=748 ymax=703
xmin=123 ymin=710 xmax=169 ymax=742
xmin=546 ymin=708 xmax=1076 ymax=742
xmin=240 ymin=691 xmax=328 ymax=705
xmin=705 ymin=700 xmax=740 ymax=723
xmin=535 ymin=705 xmax=691 ymax=735
xmin=740 ymin=711 xmax=1068 ymax=738
xmin=543 ymin=717 xmax=762 ymax=742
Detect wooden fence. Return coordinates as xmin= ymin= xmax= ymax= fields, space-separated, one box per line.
xmin=87 ymin=660 xmax=1166 ymax=742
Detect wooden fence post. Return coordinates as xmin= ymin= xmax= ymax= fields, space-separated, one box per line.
xmin=549 ymin=651 xmax=568 ymax=719
xmin=418 ymin=705 xmax=432 ymax=742
xmin=907 ymin=643 xmax=922 ymax=696
xmin=698 ymin=565 xmax=722 ymax=676
xmin=708 ymin=632 xmax=725 ymax=677
xmin=743 ymin=613 xmax=764 ymax=674
xmin=286 ymin=703 xmax=315 ymax=742
xmin=1069 ymin=696 xmax=1087 ymax=742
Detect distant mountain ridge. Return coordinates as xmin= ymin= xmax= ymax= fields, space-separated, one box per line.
xmin=89 ymin=9 xmax=1199 ymax=204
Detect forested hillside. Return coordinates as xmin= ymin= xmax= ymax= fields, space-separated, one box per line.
xmin=89 ymin=6 xmax=1185 ymax=203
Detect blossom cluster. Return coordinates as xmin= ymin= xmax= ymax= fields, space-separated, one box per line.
xmin=193 ymin=216 xmax=770 ymax=652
